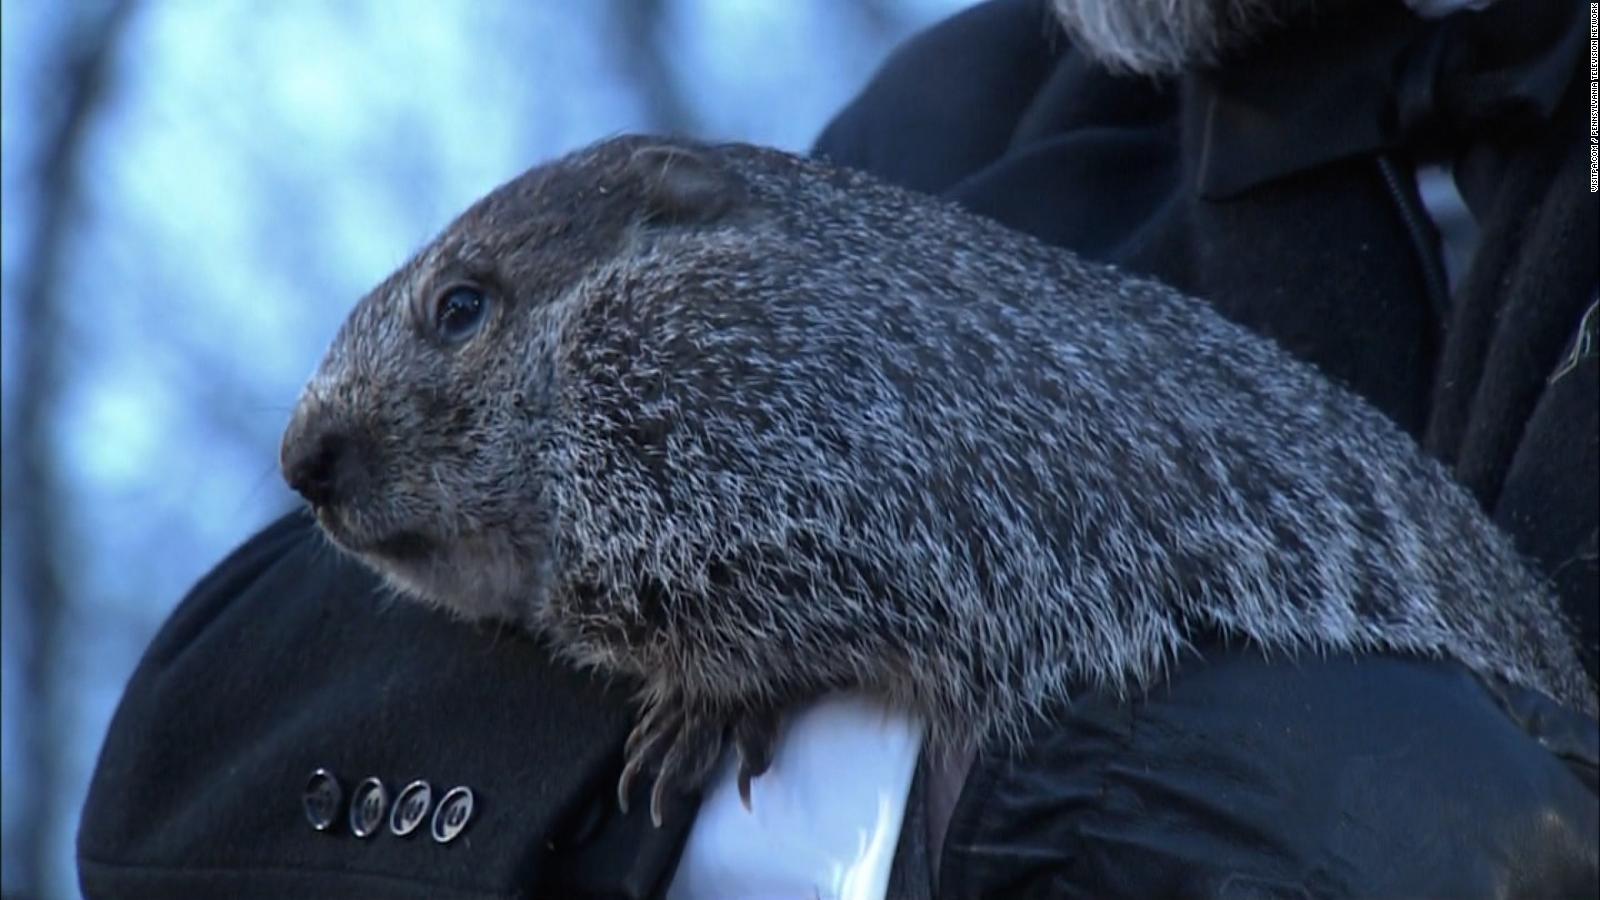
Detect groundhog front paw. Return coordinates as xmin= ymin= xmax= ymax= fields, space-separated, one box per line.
xmin=616 ymin=694 xmax=781 ymax=827
xmin=617 ymin=694 xmax=724 ymax=827
xmin=730 ymin=705 xmax=779 ymax=809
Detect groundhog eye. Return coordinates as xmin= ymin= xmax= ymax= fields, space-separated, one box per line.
xmin=433 ymin=286 xmax=489 ymax=343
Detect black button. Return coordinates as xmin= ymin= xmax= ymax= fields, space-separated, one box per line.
xmin=349 ymin=777 xmax=388 ymax=838
xmin=431 ymin=786 xmax=474 ymax=844
xmin=303 ymin=769 xmax=343 ymax=832
xmin=389 ymin=780 xmax=432 ymax=837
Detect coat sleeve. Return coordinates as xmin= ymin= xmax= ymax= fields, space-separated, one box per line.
xmin=812 ymin=0 xmax=1063 ymax=196
xmin=77 ymin=511 xmax=695 ymax=899
xmin=940 ymin=648 xmax=1599 ymax=899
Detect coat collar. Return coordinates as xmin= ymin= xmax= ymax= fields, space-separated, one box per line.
xmin=1190 ymin=0 xmax=1582 ymax=200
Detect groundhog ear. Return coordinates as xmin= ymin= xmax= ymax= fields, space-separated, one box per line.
xmin=628 ymin=144 xmax=744 ymax=227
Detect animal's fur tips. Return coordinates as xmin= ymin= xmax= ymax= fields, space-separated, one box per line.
xmin=1047 ymin=0 xmax=1327 ymax=74
xmin=282 ymin=136 xmax=1594 ymax=821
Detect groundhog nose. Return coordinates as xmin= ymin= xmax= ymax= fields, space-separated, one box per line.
xmin=282 ymin=427 xmax=366 ymax=509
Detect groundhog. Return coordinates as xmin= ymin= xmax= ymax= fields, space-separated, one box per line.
xmin=280 ymin=135 xmax=1594 ymax=826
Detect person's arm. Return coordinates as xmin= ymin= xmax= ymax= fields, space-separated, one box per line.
xmin=942 ymin=647 xmax=1600 ymax=898
xmin=812 ymin=0 xmax=1061 ymax=197
xmin=78 ymin=511 xmax=692 ymax=899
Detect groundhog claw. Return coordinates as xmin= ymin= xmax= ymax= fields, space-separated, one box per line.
xmin=616 ymin=698 xmax=679 ymax=816
xmin=646 ymin=713 xmax=725 ymax=827
xmin=733 ymin=708 xmax=780 ymax=810
xmin=618 ymin=694 xmax=786 ymax=826
xmin=618 ymin=693 xmax=728 ymax=826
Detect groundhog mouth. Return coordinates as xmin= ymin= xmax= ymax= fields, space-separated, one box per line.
xmin=314 ymin=507 xmax=436 ymax=563
xmin=366 ymin=530 xmax=435 ymax=562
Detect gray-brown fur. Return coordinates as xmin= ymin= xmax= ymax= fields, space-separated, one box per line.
xmin=281 ymin=135 xmax=1594 ymax=823
xmin=1047 ymin=0 xmax=1334 ymax=75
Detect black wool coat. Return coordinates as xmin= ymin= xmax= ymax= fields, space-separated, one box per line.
xmin=79 ymin=0 xmax=1598 ymax=897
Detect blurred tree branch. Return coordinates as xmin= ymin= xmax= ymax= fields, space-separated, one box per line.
xmin=605 ymin=0 xmax=700 ymax=135
xmin=5 ymin=0 xmax=136 ymax=895
xmin=843 ymin=0 xmax=913 ymax=41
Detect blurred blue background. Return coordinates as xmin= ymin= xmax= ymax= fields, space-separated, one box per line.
xmin=0 ymin=2 xmax=970 ymax=896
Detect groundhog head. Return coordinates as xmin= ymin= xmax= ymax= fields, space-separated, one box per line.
xmin=279 ymin=137 xmax=749 ymax=624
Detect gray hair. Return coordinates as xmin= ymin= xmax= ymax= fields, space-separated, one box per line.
xmin=1048 ymin=0 xmax=1315 ymax=74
